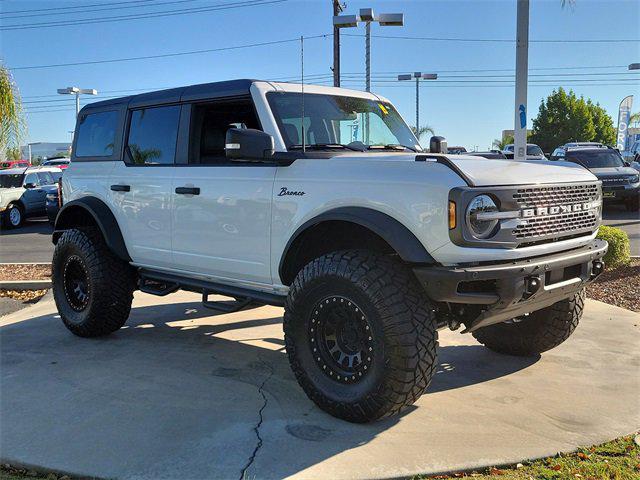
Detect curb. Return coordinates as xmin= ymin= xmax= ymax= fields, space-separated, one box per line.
xmin=0 ymin=280 xmax=51 ymax=290
xmin=0 ymin=262 xmax=51 ymax=266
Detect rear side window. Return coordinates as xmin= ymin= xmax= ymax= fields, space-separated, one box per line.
xmin=126 ymin=105 xmax=180 ymax=165
xmin=75 ymin=111 xmax=118 ymax=157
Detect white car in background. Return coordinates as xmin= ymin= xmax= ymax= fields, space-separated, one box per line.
xmin=502 ymin=143 xmax=547 ymax=160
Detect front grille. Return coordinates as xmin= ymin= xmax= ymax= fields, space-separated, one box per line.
xmin=513 ymin=183 xmax=599 ymax=208
xmin=513 ymin=210 xmax=598 ymax=239
xmin=511 ymin=182 xmax=600 ymax=243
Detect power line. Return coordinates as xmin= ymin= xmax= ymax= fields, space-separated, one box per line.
xmin=1 ymin=0 xmax=200 ymax=19
xmin=0 ymin=0 xmax=156 ymax=15
xmin=9 ymin=34 xmax=328 ymax=71
xmin=342 ymin=33 xmax=640 ymax=44
xmin=0 ymin=0 xmax=287 ymax=31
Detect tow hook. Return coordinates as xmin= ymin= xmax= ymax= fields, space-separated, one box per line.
xmin=591 ymin=260 xmax=605 ymax=278
xmin=523 ymin=275 xmax=542 ymax=299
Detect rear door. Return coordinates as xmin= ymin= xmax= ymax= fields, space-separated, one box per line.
xmin=108 ymin=104 xmax=181 ymax=269
xmin=171 ymin=98 xmax=275 ymax=286
xmin=22 ymin=172 xmax=46 ymax=214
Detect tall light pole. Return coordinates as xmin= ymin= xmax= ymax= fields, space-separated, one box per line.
xmin=398 ymin=72 xmax=437 ymax=133
xmin=333 ymin=8 xmax=403 ymax=92
xmin=57 ymin=86 xmax=98 ymax=117
xmin=513 ymin=0 xmax=529 ymax=161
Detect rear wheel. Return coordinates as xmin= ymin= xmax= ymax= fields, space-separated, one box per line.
xmin=284 ymin=250 xmax=438 ymax=423
xmin=472 ymin=289 xmax=585 ymax=356
xmin=52 ymin=227 xmax=136 ymax=337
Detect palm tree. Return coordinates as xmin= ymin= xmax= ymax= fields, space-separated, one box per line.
xmin=0 ymin=65 xmax=25 ymax=161
xmin=492 ymin=135 xmax=514 ymax=150
xmin=629 ymin=112 xmax=640 ymax=128
xmin=411 ymin=125 xmax=435 ymax=141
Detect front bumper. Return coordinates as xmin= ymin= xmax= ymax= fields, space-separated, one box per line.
xmin=413 ymin=239 xmax=608 ymax=332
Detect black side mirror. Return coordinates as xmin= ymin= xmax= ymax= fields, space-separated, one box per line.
xmin=225 ymin=128 xmax=274 ymax=162
xmin=624 ymin=161 xmax=631 ymax=167
xmin=429 ymin=136 xmax=448 ymax=154
xmin=24 ymin=182 xmax=37 ymax=189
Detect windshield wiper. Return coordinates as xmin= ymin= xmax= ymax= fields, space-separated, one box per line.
xmin=289 ymin=143 xmax=362 ymax=151
xmin=367 ymin=144 xmax=418 ymax=152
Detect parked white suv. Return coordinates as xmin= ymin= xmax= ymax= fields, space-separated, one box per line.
xmin=52 ymin=80 xmax=607 ymax=422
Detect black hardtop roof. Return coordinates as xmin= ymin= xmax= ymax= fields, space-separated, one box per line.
xmin=81 ymin=78 xmax=260 ymax=112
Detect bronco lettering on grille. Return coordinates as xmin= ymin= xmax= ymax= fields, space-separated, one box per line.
xmin=522 ymin=201 xmax=595 ymax=218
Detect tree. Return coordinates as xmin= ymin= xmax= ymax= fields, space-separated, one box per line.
xmin=529 ymin=88 xmax=614 ymax=153
xmin=492 ymin=134 xmax=514 ymax=150
xmin=410 ymin=125 xmax=434 ymax=141
xmin=629 ymin=112 xmax=640 ymax=128
xmin=5 ymin=147 xmax=21 ymax=161
xmin=0 ymin=65 xmax=25 ymax=161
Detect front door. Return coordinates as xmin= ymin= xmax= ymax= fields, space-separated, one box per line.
xmin=108 ymin=104 xmax=181 ymax=269
xmin=21 ymin=172 xmax=47 ymax=215
xmin=171 ymin=98 xmax=275 ymax=286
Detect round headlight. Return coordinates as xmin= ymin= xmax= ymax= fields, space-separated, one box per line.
xmin=466 ymin=194 xmax=499 ymax=239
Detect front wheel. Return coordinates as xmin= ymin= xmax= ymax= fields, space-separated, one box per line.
xmin=52 ymin=227 xmax=136 ymax=337
xmin=472 ymin=289 xmax=585 ymax=356
xmin=3 ymin=203 xmax=23 ymax=228
xmin=283 ymin=250 xmax=438 ymax=423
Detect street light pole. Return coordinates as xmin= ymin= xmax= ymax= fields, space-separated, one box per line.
xmin=513 ymin=0 xmax=529 ymax=161
xmin=57 ymin=86 xmax=98 ymax=117
xmin=398 ymin=72 xmax=437 ymax=133
xmin=334 ymin=8 xmax=403 ymax=93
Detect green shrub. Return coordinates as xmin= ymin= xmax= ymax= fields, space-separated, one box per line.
xmin=596 ymin=225 xmax=631 ymax=269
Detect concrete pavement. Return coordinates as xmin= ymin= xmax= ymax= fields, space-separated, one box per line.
xmin=0 ymin=218 xmax=53 ymax=263
xmin=1 ymin=291 xmax=639 ymax=479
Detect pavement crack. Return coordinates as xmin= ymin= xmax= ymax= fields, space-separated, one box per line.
xmin=238 ymin=360 xmax=273 ymax=480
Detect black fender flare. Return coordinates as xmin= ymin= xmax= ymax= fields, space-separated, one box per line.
xmin=53 ymin=197 xmax=131 ymax=262
xmin=278 ymin=206 xmax=435 ymax=282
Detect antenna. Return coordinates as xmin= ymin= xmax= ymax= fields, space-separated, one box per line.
xmin=301 ymin=35 xmax=306 ymax=153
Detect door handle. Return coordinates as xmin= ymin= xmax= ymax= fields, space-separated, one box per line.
xmin=175 ymin=187 xmax=200 ymax=195
xmin=110 ymin=184 xmax=130 ymax=192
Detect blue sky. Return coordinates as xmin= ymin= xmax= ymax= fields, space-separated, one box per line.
xmin=2 ymin=0 xmax=639 ymax=149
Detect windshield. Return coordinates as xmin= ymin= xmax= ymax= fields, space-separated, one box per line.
xmin=267 ymin=92 xmax=421 ymax=151
xmin=0 ymin=174 xmax=24 ymax=188
xmin=566 ymin=150 xmax=624 ymax=168
xmin=527 ymin=145 xmax=543 ymax=156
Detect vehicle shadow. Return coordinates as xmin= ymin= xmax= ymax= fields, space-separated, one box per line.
xmin=0 ymin=218 xmax=53 ymax=236
xmin=0 ymin=299 xmax=539 ymax=479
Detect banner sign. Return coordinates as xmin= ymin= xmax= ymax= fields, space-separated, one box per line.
xmin=616 ymin=95 xmax=633 ymax=151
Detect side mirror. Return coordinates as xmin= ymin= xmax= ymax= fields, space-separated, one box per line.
xmin=24 ymin=183 xmax=37 ymax=189
xmin=429 ymin=136 xmax=448 ymax=154
xmin=225 ymin=128 xmax=274 ymax=162
xmin=624 ymin=161 xmax=631 ymax=167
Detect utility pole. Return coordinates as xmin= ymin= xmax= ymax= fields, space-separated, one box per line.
xmin=332 ymin=0 xmax=343 ymax=87
xmin=513 ymin=0 xmax=529 ymax=161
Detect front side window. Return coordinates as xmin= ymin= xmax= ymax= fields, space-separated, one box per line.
xmin=267 ymin=92 xmax=420 ymax=152
xmin=126 ymin=105 xmax=180 ymax=165
xmin=37 ymin=172 xmax=54 ymax=185
xmin=0 ymin=174 xmax=24 ymax=188
xmin=24 ymin=173 xmax=39 ymax=186
xmin=75 ymin=111 xmax=118 ymax=157
xmin=566 ymin=150 xmax=624 ymax=168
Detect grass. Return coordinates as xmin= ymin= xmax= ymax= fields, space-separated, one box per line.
xmin=416 ymin=434 xmax=640 ymax=479
xmin=2 ymin=435 xmax=638 ymax=480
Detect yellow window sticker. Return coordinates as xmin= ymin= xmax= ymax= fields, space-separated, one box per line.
xmin=378 ymin=104 xmax=389 ymax=115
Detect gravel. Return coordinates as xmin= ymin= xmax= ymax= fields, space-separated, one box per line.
xmin=0 ymin=264 xmax=51 ymax=281
xmin=586 ymin=259 xmax=640 ymax=312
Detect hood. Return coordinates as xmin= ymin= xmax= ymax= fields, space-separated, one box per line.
xmin=323 ymin=151 xmax=598 ymax=186
xmin=588 ymin=166 xmax=638 ymax=178
xmin=436 ymin=155 xmax=597 ymax=186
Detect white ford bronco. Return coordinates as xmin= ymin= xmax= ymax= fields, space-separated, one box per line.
xmin=52 ymin=80 xmax=607 ymax=422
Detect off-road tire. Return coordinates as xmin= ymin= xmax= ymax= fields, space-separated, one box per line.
xmin=52 ymin=227 xmax=136 ymax=337
xmin=3 ymin=202 xmax=24 ymax=228
xmin=472 ymin=289 xmax=585 ymax=356
xmin=283 ymin=250 xmax=438 ymax=423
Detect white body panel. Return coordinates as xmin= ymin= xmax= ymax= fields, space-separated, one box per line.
xmin=171 ymin=166 xmax=275 ymax=286
xmin=62 ymin=80 xmax=603 ymax=296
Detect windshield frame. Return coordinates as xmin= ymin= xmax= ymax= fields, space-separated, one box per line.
xmin=266 ymin=91 xmax=421 ymax=153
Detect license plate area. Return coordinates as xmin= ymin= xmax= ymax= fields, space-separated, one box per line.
xmin=603 ymin=191 xmax=616 ymax=198
xmin=545 ymin=264 xmax=583 ymax=286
